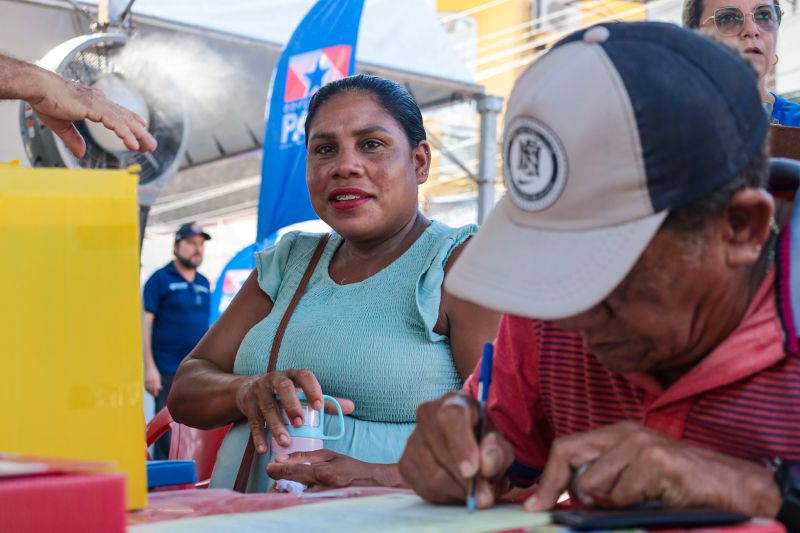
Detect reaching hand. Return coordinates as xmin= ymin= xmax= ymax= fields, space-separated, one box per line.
xmin=398 ymin=391 xmax=515 ymax=508
xmin=28 ymin=68 xmax=157 ymax=158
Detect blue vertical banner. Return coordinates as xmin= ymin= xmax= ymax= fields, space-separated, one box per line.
xmin=256 ymin=0 xmax=366 ymax=243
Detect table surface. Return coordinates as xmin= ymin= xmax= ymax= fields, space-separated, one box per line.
xmin=128 ymin=488 xmax=786 ymax=533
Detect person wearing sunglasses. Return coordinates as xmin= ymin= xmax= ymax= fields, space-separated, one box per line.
xmin=684 ymin=0 xmax=800 ymax=126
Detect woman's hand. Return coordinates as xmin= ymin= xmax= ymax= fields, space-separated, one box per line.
xmin=266 ymin=449 xmax=403 ymax=490
xmin=233 ymin=369 xmax=355 ymax=454
xmin=234 ymin=369 xmax=324 ymax=454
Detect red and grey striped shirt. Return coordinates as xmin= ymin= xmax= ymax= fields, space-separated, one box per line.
xmin=465 ymin=268 xmax=800 ymax=486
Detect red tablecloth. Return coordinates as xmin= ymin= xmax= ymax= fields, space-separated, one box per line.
xmin=128 ymin=487 xmax=401 ymax=525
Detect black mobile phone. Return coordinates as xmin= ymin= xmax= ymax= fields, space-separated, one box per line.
xmin=551 ymin=508 xmax=750 ymax=531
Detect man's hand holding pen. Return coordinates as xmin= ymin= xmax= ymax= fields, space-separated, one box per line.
xmin=398 ymin=390 xmax=516 ymax=508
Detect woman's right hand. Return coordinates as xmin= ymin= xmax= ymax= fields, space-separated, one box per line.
xmin=233 ymin=369 xmax=354 ymax=454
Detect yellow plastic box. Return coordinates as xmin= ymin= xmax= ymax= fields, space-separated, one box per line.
xmin=0 ymin=164 xmax=146 ymax=509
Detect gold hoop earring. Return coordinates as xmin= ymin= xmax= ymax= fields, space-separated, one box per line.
xmin=774 ymin=54 xmax=779 ymax=66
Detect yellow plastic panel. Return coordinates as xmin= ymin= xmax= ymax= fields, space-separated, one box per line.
xmin=0 ymin=165 xmax=146 ymax=509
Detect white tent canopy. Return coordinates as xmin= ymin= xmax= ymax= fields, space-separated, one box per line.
xmin=0 ymin=0 xmax=485 ymax=167
xmin=105 ymin=0 xmax=477 ymax=88
xmin=0 ymin=0 xmax=498 ymax=230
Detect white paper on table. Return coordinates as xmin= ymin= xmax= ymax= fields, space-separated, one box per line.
xmin=128 ymin=493 xmax=551 ymax=533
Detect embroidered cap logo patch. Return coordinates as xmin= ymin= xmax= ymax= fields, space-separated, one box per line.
xmin=504 ymin=116 xmax=567 ymax=212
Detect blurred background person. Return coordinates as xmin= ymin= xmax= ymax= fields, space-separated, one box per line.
xmin=684 ymin=0 xmax=800 ymax=125
xmin=143 ymin=222 xmax=211 ymax=460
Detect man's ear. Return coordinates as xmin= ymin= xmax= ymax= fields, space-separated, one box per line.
xmin=413 ymin=140 xmax=431 ymax=185
xmin=722 ymin=188 xmax=775 ymax=268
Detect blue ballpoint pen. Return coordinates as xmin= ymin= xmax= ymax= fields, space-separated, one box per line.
xmin=467 ymin=342 xmax=494 ymax=512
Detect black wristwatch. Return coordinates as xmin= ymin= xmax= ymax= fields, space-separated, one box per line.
xmin=771 ymin=458 xmax=800 ymax=533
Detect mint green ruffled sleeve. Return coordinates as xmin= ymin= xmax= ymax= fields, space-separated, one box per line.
xmin=416 ymin=223 xmax=478 ymax=342
xmin=254 ymin=231 xmax=300 ymax=302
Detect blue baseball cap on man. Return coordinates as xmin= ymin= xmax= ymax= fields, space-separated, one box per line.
xmin=175 ymin=221 xmax=211 ymax=242
xmin=446 ymin=22 xmax=767 ymax=320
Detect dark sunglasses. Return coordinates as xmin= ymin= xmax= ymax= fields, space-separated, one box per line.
xmin=702 ymin=4 xmax=783 ymax=36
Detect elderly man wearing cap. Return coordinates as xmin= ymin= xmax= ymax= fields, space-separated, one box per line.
xmin=399 ymin=22 xmax=800 ymax=524
xmin=142 ymin=222 xmax=212 ymax=460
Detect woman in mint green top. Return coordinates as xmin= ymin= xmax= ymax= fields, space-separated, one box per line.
xmin=168 ymin=74 xmax=500 ymax=492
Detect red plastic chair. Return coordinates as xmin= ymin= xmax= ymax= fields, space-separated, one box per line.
xmin=145 ymin=407 xmax=231 ymax=488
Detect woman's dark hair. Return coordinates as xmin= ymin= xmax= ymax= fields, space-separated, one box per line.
xmin=304 ymin=74 xmax=426 ymax=148
xmin=683 ymin=0 xmax=781 ymax=28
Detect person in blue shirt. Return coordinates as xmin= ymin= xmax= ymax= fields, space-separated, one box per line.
xmin=143 ymin=222 xmax=212 ymax=460
xmin=684 ymin=0 xmax=800 ymax=126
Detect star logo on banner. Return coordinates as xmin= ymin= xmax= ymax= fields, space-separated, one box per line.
xmin=304 ymin=58 xmax=329 ymax=96
xmin=284 ymin=46 xmax=352 ymax=103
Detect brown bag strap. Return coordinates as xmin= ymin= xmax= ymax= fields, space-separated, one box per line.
xmin=233 ymin=233 xmax=330 ymax=493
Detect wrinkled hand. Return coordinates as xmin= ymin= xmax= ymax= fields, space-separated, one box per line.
xmin=234 ymin=369 xmax=354 ymax=455
xmin=144 ymin=364 xmax=162 ymax=397
xmin=398 ymin=391 xmax=514 ymax=508
xmin=28 ymin=69 xmax=157 ymax=158
xmin=528 ymin=421 xmax=781 ymax=518
xmin=267 ymin=449 xmax=393 ymax=490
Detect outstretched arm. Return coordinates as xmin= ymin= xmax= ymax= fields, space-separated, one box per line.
xmin=0 ymin=53 xmax=156 ymax=157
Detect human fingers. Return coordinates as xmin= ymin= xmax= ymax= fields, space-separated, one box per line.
xmin=465 ymin=432 xmax=515 ymax=509
xmin=479 ymin=431 xmax=515 ymax=479
xmin=241 ymin=403 xmax=269 ymax=454
xmin=399 ymin=427 xmax=471 ymax=504
xmin=97 ymin=106 xmax=141 ymax=152
xmin=266 ymin=462 xmax=319 ymax=486
xmin=436 ymin=393 xmax=482 ymax=481
xmin=573 ymin=427 xmax=660 ymax=507
xmin=325 ymin=397 xmax=354 ymax=415
xmin=274 ymin=449 xmax=336 ymax=465
xmin=282 ymin=369 xmax=323 ymax=423
xmin=57 ymin=123 xmax=87 ymax=158
xmin=145 ymin=375 xmax=161 ymax=397
xmin=601 ymin=436 xmax=738 ymax=510
xmin=234 ymin=377 xmax=275 ymax=453
xmin=83 ymin=94 xmax=156 ymax=154
xmin=126 ymin=113 xmax=157 ymax=153
xmin=601 ymin=449 xmax=667 ymax=508
xmin=254 ymin=378 xmax=290 ymax=448
xmin=526 ymin=426 xmax=627 ymax=511
xmin=37 ymin=114 xmax=86 ymax=158
xmin=78 ymin=84 xmax=153 ymax=153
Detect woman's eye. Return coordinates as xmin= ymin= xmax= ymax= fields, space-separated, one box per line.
xmin=315 ymin=145 xmax=335 ymax=155
xmin=717 ymin=13 xmax=738 ymax=22
xmin=363 ymin=140 xmax=382 ymax=150
xmin=754 ymin=8 xmax=774 ymax=20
